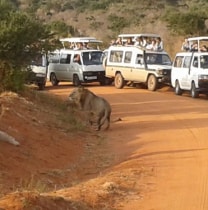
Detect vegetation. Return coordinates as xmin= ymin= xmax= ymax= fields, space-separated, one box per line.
xmin=163 ymin=1 xmax=208 ymax=36
xmin=0 ymin=0 xmax=60 ymax=93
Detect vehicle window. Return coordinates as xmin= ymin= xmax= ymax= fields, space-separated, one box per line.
xmin=124 ymin=51 xmax=132 ymax=63
xmin=192 ymin=56 xmax=198 ymax=68
xmin=31 ymin=54 xmax=44 ymax=66
xmin=48 ymin=53 xmax=59 ymax=64
xmin=145 ymin=53 xmax=171 ymax=65
xmin=173 ymin=56 xmax=183 ymax=67
xmin=200 ymin=55 xmax=208 ymax=68
xmin=183 ymin=56 xmax=191 ymax=68
xmin=109 ymin=50 xmax=123 ymax=63
xmin=161 ymin=54 xmax=172 ymax=65
xmin=135 ymin=54 xmax=143 ymax=64
xmin=60 ymin=54 xmax=71 ymax=64
xmin=73 ymin=54 xmax=82 ymax=65
xmin=82 ymin=51 xmax=103 ymax=65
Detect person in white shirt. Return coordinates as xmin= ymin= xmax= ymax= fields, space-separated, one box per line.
xmin=181 ymin=38 xmax=190 ymax=51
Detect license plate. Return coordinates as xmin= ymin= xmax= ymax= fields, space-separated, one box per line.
xmin=36 ymin=73 xmax=45 ymax=77
xmin=87 ymin=76 xmax=97 ymax=80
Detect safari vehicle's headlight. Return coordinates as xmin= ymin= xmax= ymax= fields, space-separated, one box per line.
xmin=156 ymin=69 xmax=164 ymax=75
xmin=198 ymin=75 xmax=208 ymax=79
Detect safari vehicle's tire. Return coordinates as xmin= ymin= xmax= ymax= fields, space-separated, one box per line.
xmin=175 ymin=80 xmax=183 ymax=95
xmin=147 ymin=75 xmax=158 ymax=91
xmin=73 ymin=74 xmax=81 ymax=86
xmin=191 ymin=82 xmax=199 ymax=98
xmin=50 ymin=73 xmax=59 ymax=86
xmin=115 ymin=73 xmax=125 ymax=89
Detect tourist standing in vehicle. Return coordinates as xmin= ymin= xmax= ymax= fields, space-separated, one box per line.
xmin=146 ymin=39 xmax=158 ymax=51
xmin=156 ymin=37 xmax=164 ymax=51
xmin=125 ymin=37 xmax=134 ymax=46
xmin=116 ymin=37 xmax=123 ymax=45
xmin=181 ymin=38 xmax=190 ymax=51
xmin=134 ymin=37 xmax=143 ymax=47
xmin=110 ymin=39 xmax=117 ymax=46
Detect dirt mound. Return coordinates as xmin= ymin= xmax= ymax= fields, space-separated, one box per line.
xmin=0 ymin=90 xmax=119 ymax=209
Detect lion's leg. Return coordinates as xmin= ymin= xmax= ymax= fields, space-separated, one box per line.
xmin=104 ymin=115 xmax=110 ymax=130
xmin=87 ymin=112 xmax=100 ymax=130
xmin=94 ymin=115 xmax=102 ymax=131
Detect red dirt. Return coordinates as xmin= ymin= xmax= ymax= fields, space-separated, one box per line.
xmin=1 ymin=82 xmax=208 ymax=210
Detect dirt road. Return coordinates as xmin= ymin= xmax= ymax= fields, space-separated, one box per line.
xmin=1 ymin=83 xmax=208 ymax=209
xmin=48 ymin=83 xmax=208 ymax=210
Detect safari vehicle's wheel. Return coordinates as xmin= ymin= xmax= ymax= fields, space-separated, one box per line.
xmin=50 ymin=73 xmax=59 ymax=86
xmin=147 ymin=75 xmax=158 ymax=91
xmin=191 ymin=82 xmax=199 ymax=98
xmin=175 ymin=80 xmax=183 ymax=95
xmin=115 ymin=73 xmax=125 ymax=89
xmin=73 ymin=74 xmax=81 ymax=86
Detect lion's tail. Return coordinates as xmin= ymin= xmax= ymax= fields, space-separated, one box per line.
xmin=0 ymin=131 xmax=20 ymax=146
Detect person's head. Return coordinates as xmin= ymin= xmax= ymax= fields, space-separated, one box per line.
xmin=156 ymin=37 xmax=161 ymax=42
xmin=83 ymin=42 xmax=88 ymax=48
xmin=184 ymin=38 xmax=189 ymax=43
xmin=152 ymin=39 xmax=156 ymax=45
xmin=126 ymin=38 xmax=133 ymax=45
xmin=78 ymin=42 xmax=83 ymax=49
xmin=116 ymin=37 xmax=122 ymax=45
xmin=201 ymin=45 xmax=208 ymax=52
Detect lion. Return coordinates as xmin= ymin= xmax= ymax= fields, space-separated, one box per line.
xmin=68 ymin=86 xmax=111 ymax=131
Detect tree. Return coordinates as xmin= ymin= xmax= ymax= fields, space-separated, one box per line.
xmin=0 ymin=1 xmax=58 ymax=92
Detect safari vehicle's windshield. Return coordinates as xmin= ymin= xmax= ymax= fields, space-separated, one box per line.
xmin=82 ymin=51 xmax=103 ymax=65
xmin=144 ymin=53 xmax=171 ymax=65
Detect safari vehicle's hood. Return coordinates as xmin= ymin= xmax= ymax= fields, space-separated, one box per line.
xmin=147 ymin=64 xmax=172 ymax=71
xmin=30 ymin=66 xmax=46 ymax=75
xmin=83 ymin=65 xmax=105 ymax=72
xmin=193 ymin=68 xmax=208 ymax=74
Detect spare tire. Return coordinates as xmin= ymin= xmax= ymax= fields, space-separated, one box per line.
xmin=102 ymin=56 xmax=107 ymax=69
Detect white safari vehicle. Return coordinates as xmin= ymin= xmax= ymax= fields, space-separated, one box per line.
xmin=104 ymin=40 xmax=172 ymax=91
xmin=28 ymin=53 xmax=48 ymax=90
xmin=47 ymin=37 xmax=107 ymax=86
xmin=171 ymin=36 xmax=208 ymax=98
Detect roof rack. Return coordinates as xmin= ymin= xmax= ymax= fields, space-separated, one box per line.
xmin=188 ymin=36 xmax=208 ymax=42
xmin=59 ymin=37 xmax=103 ymax=50
xmin=187 ymin=36 xmax=208 ymax=52
xmin=118 ymin=33 xmax=161 ymax=42
xmin=59 ymin=37 xmax=102 ymax=44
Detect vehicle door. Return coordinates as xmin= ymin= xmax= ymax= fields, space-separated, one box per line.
xmin=71 ymin=53 xmax=83 ymax=79
xmin=122 ymin=50 xmax=134 ymax=81
xmin=107 ymin=50 xmax=126 ymax=78
xmin=58 ymin=53 xmax=72 ymax=80
xmin=186 ymin=55 xmax=199 ymax=89
xmin=180 ymin=55 xmax=192 ymax=89
xmin=131 ymin=53 xmax=146 ymax=82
